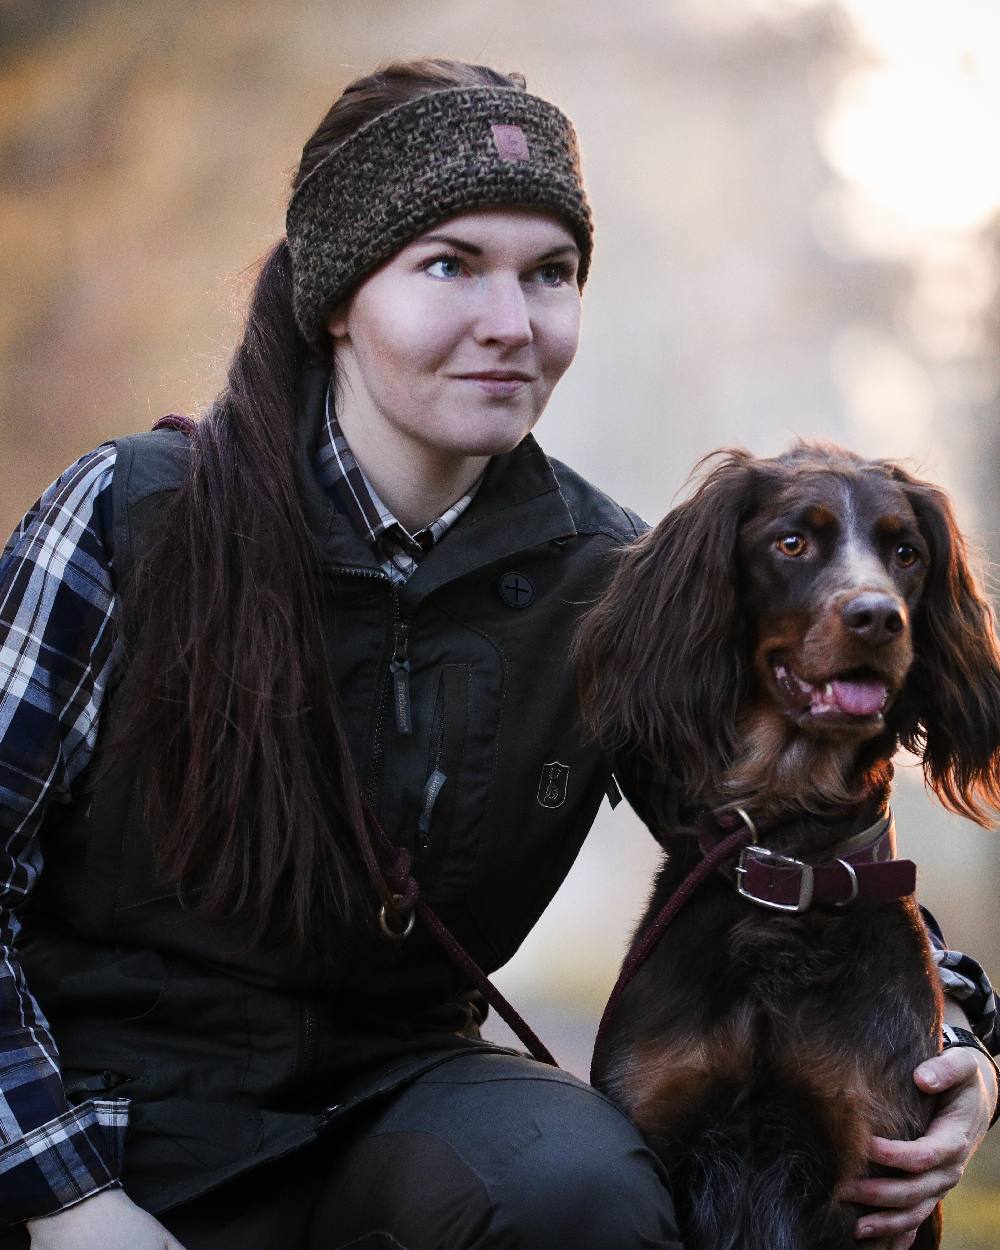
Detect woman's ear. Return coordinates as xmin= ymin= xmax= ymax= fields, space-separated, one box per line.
xmin=326 ymin=302 xmax=350 ymax=340
xmin=576 ymin=451 xmax=760 ymax=799
xmin=893 ymin=476 xmax=1000 ymax=825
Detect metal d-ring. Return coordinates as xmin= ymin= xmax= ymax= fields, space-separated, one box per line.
xmin=833 ymin=858 xmax=859 ymax=907
xmin=379 ymin=895 xmax=416 ymax=940
xmin=732 ymin=806 xmax=758 ymax=844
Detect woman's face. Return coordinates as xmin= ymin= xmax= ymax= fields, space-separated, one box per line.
xmin=326 ymin=207 xmax=582 ymax=464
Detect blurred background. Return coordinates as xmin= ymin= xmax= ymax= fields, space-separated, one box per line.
xmin=2 ymin=0 xmax=999 ymax=1243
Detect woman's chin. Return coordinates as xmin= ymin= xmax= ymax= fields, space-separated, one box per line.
xmin=428 ymin=426 xmax=535 ymax=462
xmin=465 ymin=410 xmax=545 ymax=456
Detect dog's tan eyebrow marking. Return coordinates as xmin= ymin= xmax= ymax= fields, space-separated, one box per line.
xmin=801 ymin=504 xmax=838 ymax=530
xmin=874 ymin=514 xmax=910 ymax=537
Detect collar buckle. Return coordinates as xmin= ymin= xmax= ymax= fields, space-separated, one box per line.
xmin=735 ymin=845 xmax=815 ymax=912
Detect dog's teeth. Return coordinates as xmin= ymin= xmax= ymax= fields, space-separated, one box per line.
xmin=822 ymin=683 xmax=833 ymax=698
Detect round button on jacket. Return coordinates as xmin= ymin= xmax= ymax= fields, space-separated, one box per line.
xmin=498 ymin=571 xmax=534 ymax=608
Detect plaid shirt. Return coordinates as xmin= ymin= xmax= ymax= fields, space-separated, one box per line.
xmin=0 ymin=413 xmax=996 ymax=1224
xmin=315 ymin=381 xmax=482 ymax=584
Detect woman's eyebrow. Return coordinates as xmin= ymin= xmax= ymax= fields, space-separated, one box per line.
xmin=414 ymin=236 xmax=581 ymax=262
xmin=535 ymin=244 xmax=580 ymax=261
xmin=418 ymin=234 xmax=482 ymax=255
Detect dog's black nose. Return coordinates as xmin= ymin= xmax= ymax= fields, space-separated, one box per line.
xmin=842 ymin=593 xmax=907 ymax=645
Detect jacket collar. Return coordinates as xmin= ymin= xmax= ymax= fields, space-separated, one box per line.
xmin=295 ymin=364 xmax=578 ymax=602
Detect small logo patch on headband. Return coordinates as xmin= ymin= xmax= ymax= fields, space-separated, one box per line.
xmin=491 ymin=124 xmax=530 ymax=161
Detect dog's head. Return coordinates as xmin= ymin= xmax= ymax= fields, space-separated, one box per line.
xmin=578 ymin=442 xmax=1000 ymax=823
xmin=738 ymin=444 xmax=922 ymax=744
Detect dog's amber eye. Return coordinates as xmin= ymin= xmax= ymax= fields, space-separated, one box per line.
xmin=896 ymin=543 xmax=919 ymax=567
xmin=776 ymin=534 xmax=808 ymax=557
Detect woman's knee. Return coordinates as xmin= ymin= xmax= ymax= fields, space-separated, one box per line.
xmin=489 ymin=1098 xmax=683 ymax=1249
xmin=312 ymin=1054 xmax=684 ymax=1249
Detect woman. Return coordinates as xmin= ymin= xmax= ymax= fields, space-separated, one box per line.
xmin=1 ymin=59 xmax=996 ymax=1250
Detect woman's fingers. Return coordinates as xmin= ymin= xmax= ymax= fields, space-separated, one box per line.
xmin=853 ymin=1196 xmax=938 ymax=1239
xmin=839 ymin=1045 xmax=993 ymax=1240
xmin=886 ymin=1234 xmax=917 ymax=1250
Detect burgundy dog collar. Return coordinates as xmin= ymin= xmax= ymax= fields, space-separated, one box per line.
xmin=701 ymin=809 xmax=916 ymax=913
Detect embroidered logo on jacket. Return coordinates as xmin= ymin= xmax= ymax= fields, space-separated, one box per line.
xmin=537 ymin=761 xmax=570 ymax=809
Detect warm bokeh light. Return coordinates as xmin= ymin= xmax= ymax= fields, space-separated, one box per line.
xmin=825 ymin=2 xmax=1000 ymax=233
xmin=782 ymin=0 xmax=1000 ymax=515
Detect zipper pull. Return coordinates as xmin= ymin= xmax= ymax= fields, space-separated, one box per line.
xmin=389 ymin=621 xmax=412 ymax=734
xmin=418 ymin=769 xmax=448 ymax=855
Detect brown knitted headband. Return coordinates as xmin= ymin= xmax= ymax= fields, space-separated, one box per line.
xmin=285 ymin=86 xmax=593 ymax=348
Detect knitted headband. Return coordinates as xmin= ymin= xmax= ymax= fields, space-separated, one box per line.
xmin=285 ymin=86 xmax=593 ymax=348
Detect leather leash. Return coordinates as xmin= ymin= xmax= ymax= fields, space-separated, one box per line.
xmin=154 ymin=417 xmax=919 ymax=1076
xmin=589 ymin=804 xmax=919 ymax=1085
xmin=149 ymin=419 xmax=558 ymax=1066
xmin=377 ymin=838 xmax=558 ymax=1066
xmin=590 ymin=823 xmax=754 ymax=1083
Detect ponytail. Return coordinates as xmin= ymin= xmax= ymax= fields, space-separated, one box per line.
xmin=118 ymin=241 xmax=389 ymax=960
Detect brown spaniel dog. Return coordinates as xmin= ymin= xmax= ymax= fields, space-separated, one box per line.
xmin=578 ymin=443 xmax=1000 ymax=1250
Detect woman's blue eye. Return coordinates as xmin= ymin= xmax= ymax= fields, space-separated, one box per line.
xmin=425 ymin=256 xmax=463 ymax=279
xmin=536 ymin=263 xmax=570 ymax=286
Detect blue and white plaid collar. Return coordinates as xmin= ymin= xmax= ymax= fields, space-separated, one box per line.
xmin=313 ymin=380 xmax=483 ymax=584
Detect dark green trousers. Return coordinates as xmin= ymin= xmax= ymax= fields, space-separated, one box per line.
xmin=164 ymin=1050 xmax=682 ymax=1249
xmin=3 ymin=1052 xmax=682 ymax=1248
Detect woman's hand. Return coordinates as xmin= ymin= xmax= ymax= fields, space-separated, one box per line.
xmin=837 ymin=1042 xmax=997 ymax=1250
xmin=27 ymin=1187 xmax=187 ymax=1249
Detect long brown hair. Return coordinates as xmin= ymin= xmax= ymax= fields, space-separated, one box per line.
xmin=118 ymin=59 xmax=524 ymax=962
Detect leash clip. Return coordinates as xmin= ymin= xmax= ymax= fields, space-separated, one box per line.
xmin=731 ymin=806 xmax=758 ymax=844
xmin=379 ymin=896 xmax=416 ymax=940
xmin=735 ymin=845 xmax=815 ymax=912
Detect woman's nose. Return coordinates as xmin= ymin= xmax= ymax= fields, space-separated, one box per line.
xmin=473 ymin=276 xmax=533 ymax=348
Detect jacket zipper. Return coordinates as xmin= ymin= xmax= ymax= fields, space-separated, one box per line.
xmin=417 ymin=768 xmax=447 ymax=858
xmin=331 ymin=567 xmax=411 ymax=807
xmin=332 ymin=567 xmax=389 ymax=805
xmin=300 ymin=1001 xmax=320 ymax=1083
xmin=417 ymin=678 xmax=448 ymax=859
xmin=389 ymin=615 xmax=412 ymax=734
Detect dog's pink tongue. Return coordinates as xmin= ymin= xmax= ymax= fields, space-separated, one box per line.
xmin=830 ymin=678 xmax=887 ymax=716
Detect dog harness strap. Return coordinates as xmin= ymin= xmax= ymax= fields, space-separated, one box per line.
xmin=828 ymin=810 xmax=895 ymax=859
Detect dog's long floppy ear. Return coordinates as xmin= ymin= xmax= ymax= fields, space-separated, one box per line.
xmin=576 ymin=450 xmax=760 ymax=800
xmin=890 ymin=470 xmax=1000 ymax=826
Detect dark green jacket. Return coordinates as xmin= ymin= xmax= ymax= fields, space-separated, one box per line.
xmin=21 ymin=365 xmax=644 ymax=1214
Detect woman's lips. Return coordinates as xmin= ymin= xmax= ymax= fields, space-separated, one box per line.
xmin=453 ymin=371 xmax=533 ymax=397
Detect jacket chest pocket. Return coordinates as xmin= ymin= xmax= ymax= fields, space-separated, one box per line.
xmin=417 ymin=664 xmax=470 ymax=869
